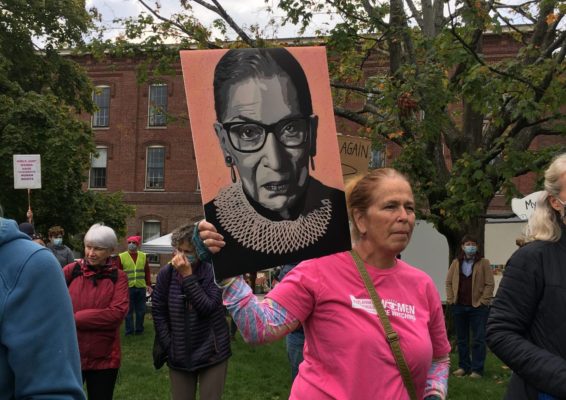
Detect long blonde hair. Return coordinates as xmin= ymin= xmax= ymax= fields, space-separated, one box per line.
xmin=523 ymin=153 xmax=566 ymax=243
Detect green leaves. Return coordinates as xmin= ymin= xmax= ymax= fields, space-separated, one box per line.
xmin=281 ymin=0 xmax=565 ymax=253
xmin=77 ymin=0 xmax=564 ymax=256
xmin=80 ymin=191 xmax=136 ymax=240
xmin=0 ymin=0 xmax=133 ymax=240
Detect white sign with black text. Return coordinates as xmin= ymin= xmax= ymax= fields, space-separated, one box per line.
xmin=511 ymin=191 xmax=544 ymax=220
xmin=13 ymin=154 xmax=42 ymax=189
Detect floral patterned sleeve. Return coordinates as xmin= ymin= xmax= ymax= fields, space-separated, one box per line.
xmin=424 ymin=356 xmax=450 ymax=399
xmin=222 ymin=276 xmax=300 ymax=343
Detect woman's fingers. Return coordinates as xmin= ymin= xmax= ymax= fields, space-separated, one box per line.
xmin=198 ymin=220 xmax=223 ymax=240
xmin=198 ymin=220 xmax=225 ymax=251
xmin=202 ymin=238 xmax=225 ymax=254
xmin=197 ymin=219 xmax=217 ymax=233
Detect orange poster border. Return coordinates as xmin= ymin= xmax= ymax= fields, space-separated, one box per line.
xmin=180 ymin=46 xmax=344 ymax=205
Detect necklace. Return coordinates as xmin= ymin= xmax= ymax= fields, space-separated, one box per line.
xmin=213 ymin=182 xmax=333 ymax=254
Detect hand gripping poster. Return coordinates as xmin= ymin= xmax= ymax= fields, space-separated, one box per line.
xmin=180 ymin=47 xmax=351 ymax=281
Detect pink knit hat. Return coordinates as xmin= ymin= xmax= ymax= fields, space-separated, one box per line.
xmin=127 ymin=235 xmax=141 ymax=246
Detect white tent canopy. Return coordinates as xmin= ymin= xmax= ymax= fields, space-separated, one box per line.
xmin=140 ymin=233 xmax=173 ymax=254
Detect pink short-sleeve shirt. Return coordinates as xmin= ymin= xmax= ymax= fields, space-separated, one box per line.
xmin=267 ymin=251 xmax=450 ymax=400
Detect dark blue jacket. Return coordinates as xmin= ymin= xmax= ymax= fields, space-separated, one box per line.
xmin=152 ymin=262 xmax=231 ymax=371
xmin=0 ymin=218 xmax=84 ymax=399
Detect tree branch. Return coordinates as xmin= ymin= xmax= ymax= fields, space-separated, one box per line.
xmin=446 ymin=1 xmax=484 ymax=86
xmin=334 ymin=104 xmax=391 ymax=131
xmin=206 ymin=0 xmax=256 ymax=46
xmin=327 ymin=0 xmax=371 ymax=25
xmin=449 ymin=24 xmax=543 ymax=95
xmin=432 ymin=0 xmax=445 ymax=33
xmin=492 ymin=2 xmax=538 ymax=23
xmin=491 ymin=8 xmax=531 ymax=44
xmin=331 ymin=81 xmax=383 ymax=95
xmin=363 ymin=102 xmax=387 ymax=119
xmin=538 ymin=28 xmax=566 ymax=62
xmin=541 ymin=12 xmax=564 ymax=50
xmin=359 ymin=0 xmax=389 ymax=29
xmin=528 ymin=0 xmax=556 ymax=56
xmin=522 ymin=114 xmax=564 ymax=130
xmin=405 ymin=0 xmax=425 ymax=31
xmin=334 ymin=106 xmax=371 ymax=126
xmin=137 ymin=0 xmax=220 ymax=48
xmin=511 ymin=154 xmax=555 ymax=178
xmin=493 ymin=0 xmax=538 ymax=8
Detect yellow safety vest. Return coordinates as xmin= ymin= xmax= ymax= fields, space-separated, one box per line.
xmin=119 ymin=251 xmax=147 ymax=288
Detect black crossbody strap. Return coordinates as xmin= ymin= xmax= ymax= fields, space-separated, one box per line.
xmin=350 ymin=250 xmax=418 ymax=400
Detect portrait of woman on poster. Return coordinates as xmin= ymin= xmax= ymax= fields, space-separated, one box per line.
xmin=189 ymin=47 xmax=351 ymax=280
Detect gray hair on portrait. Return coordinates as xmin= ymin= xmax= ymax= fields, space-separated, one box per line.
xmin=345 ymin=168 xmax=412 ymax=241
xmin=170 ymin=223 xmax=195 ymax=250
xmin=524 ymin=153 xmax=566 ymax=243
xmin=84 ymin=223 xmax=117 ymax=250
xmin=213 ymin=48 xmax=313 ymax=120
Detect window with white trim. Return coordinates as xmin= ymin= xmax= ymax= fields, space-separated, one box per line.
xmin=142 ymin=220 xmax=161 ymax=264
xmin=92 ymin=86 xmax=110 ymax=128
xmin=148 ymin=84 xmax=168 ymax=127
xmin=370 ymin=148 xmax=386 ymax=169
xmin=146 ymin=146 xmax=165 ymax=189
xmin=89 ymin=146 xmax=107 ymax=189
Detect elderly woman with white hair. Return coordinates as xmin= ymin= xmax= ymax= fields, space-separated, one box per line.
xmin=63 ymin=223 xmax=129 ymax=400
xmin=487 ymin=153 xmax=566 ymax=400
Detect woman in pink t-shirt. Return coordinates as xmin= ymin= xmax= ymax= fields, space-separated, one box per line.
xmin=197 ymin=168 xmax=451 ymax=399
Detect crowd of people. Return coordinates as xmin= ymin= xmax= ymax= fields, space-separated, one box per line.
xmin=1 ymin=152 xmax=565 ymax=399
xmin=1 ymin=37 xmax=564 ymax=399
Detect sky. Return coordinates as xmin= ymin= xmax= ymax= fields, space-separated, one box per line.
xmin=85 ymin=0 xmax=545 ymax=44
xmin=86 ymin=0 xmax=340 ymax=41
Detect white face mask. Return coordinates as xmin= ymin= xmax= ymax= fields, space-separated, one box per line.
xmin=53 ymin=238 xmax=63 ymax=246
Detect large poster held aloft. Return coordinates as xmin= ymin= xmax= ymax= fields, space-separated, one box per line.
xmin=181 ymin=47 xmax=351 ymax=281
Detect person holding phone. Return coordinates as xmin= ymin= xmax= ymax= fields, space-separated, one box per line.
xmin=151 ymin=223 xmax=231 ymax=400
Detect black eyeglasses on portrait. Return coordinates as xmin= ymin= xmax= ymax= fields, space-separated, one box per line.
xmin=220 ymin=116 xmax=313 ymax=153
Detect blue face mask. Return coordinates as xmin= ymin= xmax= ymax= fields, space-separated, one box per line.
xmin=463 ymin=245 xmax=477 ymax=256
xmin=187 ymin=255 xmax=197 ymax=264
xmin=53 ymin=238 xmax=63 ymax=246
xmin=128 ymin=243 xmax=138 ymax=252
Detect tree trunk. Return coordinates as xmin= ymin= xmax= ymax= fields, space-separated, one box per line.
xmin=388 ymin=0 xmax=405 ymax=75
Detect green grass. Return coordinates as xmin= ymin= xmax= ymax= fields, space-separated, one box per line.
xmin=447 ymin=351 xmax=511 ymax=399
xmin=115 ymin=316 xmax=291 ymax=399
xmin=115 ymin=316 xmax=511 ymax=399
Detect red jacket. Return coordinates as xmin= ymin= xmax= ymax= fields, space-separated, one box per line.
xmin=64 ymin=259 xmax=129 ymax=370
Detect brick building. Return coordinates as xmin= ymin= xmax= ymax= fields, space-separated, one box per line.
xmin=78 ymin=56 xmax=200 ymax=271
xmin=76 ymin=33 xmax=563 ymax=274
